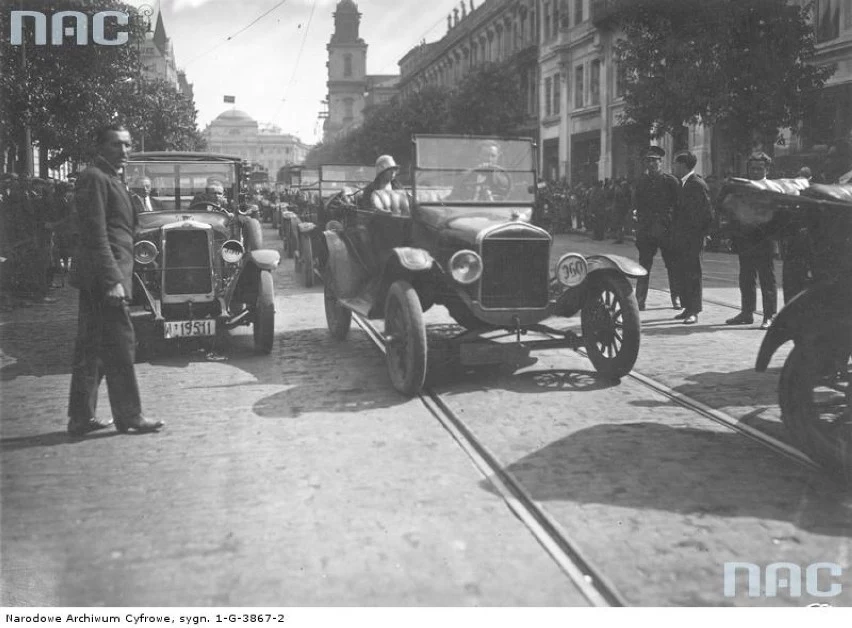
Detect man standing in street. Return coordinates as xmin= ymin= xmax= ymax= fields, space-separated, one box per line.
xmin=633 ymin=146 xmax=681 ymax=311
xmin=726 ymin=152 xmax=778 ymax=329
xmin=671 ymin=151 xmax=713 ymax=324
xmin=67 ymin=124 xmax=164 ymax=436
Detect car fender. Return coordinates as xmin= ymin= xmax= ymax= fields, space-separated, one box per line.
xmin=391 ymin=247 xmax=434 ymax=272
xmin=132 ymin=272 xmax=162 ymax=319
xmin=323 ymin=229 xmax=369 ymax=300
xmin=755 ymin=282 xmax=845 ymax=372
xmin=585 ymin=254 xmax=647 ymax=278
xmin=247 ymin=249 xmax=281 ymax=271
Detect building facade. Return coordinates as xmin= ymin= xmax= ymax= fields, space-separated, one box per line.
xmin=541 ymin=0 xmax=852 ymax=183
xmin=323 ymin=0 xmax=399 ymax=141
xmin=205 ymin=110 xmax=311 ymax=178
xmin=397 ymin=0 xmax=541 ymax=141
xmin=140 ymin=11 xmax=181 ymax=91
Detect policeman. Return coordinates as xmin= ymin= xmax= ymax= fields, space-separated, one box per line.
xmin=726 ymin=152 xmax=778 ymax=329
xmin=633 ymin=146 xmax=681 ymax=310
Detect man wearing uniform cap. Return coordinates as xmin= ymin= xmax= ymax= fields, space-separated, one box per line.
xmin=359 ymin=154 xmax=404 ymax=209
xmin=726 ymin=151 xmax=778 ymax=329
xmin=632 ymin=145 xmax=681 ymax=311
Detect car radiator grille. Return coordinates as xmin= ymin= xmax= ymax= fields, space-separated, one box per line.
xmin=480 ymin=238 xmax=550 ymax=309
xmin=163 ymin=230 xmax=212 ymax=295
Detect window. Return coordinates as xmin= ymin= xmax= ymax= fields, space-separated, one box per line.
xmin=574 ymin=0 xmax=583 ymax=26
xmin=553 ymin=2 xmax=560 ymax=37
xmin=343 ymin=98 xmax=353 ymax=121
xmin=574 ymin=64 xmax=584 ymax=109
xmin=615 ymin=62 xmax=627 ymax=99
xmin=553 ymin=72 xmax=561 ymax=114
xmin=544 ymin=3 xmax=551 ymax=40
xmin=590 ymin=59 xmax=601 ymax=105
xmin=816 ymin=0 xmax=841 ymax=43
xmin=344 ymin=54 xmax=353 ymax=77
xmin=545 ymin=77 xmax=553 ymax=116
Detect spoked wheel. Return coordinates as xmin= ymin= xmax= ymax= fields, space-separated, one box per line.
xmin=384 ymin=280 xmax=427 ymax=396
xmin=301 ymin=233 xmax=315 ymax=288
xmin=581 ymin=272 xmax=641 ymax=379
xmin=252 ymin=270 xmax=275 ymax=354
xmin=324 ymin=281 xmax=352 ymax=340
xmin=780 ymin=342 xmax=852 ymax=479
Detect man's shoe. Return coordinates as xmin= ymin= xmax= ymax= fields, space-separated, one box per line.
xmin=671 ymin=297 xmax=681 ymax=309
xmin=674 ymin=310 xmax=689 ymax=320
xmin=683 ymin=314 xmax=698 ymax=325
xmin=760 ymin=316 xmax=775 ymax=330
xmin=725 ymin=313 xmax=754 ymax=325
xmin=67 ymin=417 xmax=113 ymax=437
xmin=116 ymin=417 xmax=164 ymax=434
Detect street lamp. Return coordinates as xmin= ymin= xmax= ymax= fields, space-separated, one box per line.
xmin=131 ymin=4 xmax=155 ymax=152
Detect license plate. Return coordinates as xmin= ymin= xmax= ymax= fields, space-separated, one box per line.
xmin=164 ymin=320 xmax=216 ymax=338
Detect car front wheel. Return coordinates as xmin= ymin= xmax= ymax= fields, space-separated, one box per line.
xmin=581 ymin=272 xmax=640 ymax=379
xmin=384 ymin=280 xmax=427 ymax=396
xmin=252 ymin=270 xmax=275 ymax=354
xmin=324 ymin=281 xmax=352 ymax=340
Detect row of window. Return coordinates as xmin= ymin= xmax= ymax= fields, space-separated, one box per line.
xmin=542 ymin=0 xmax=588 ymax=42
xmin=543 ymin=57 xmax=607 ymax=116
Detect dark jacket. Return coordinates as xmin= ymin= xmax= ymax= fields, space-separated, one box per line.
xmin=131 ymin=193 xmax=164 ymax=214
xmin=633 ymin=172 xmax=679 ymax=237
xmin=72 ymin=157 xmax=135 ymax=297
xmin=672 ymin=173 xmax=713 ymax=252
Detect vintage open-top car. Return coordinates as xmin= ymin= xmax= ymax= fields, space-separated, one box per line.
xmin=321 ymin=134 xmax=647 ymax=395
xmin=292 ymin=164 xmax=373 ymax=288
xmin=279 ymin=168 xmax=319 ymax=264
xmin=124 ymin=152 xmax=280 ymax=356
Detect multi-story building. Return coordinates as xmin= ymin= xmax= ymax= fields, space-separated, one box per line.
xmin=205 ymin=110 xmax=311 ymax=178
xmin=543 ymin=0 xmax=852 ymax=183
xmin=140 ymin=11 xmax=182 ymax=92
xmin=323 ymin=0 xmax=399 ymax=141
xmin=397 ymin=0 xmax=541 ymax=142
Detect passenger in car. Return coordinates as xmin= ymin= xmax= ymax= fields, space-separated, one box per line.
xmin=450 ymin=140 xmax=512 ymax=201
xmin=360 ymin=155 xmax=404 ymax=211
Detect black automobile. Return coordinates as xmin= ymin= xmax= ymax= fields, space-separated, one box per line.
xmin=125 ymin=152 xmax=280 ymax=356
xmin=322 ymin=135 xmax=647 ymax=395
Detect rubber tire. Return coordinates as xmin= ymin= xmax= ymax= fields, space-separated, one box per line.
xmin=243 ymin=217 xmax=263 ymax=252
xmin=301 ymin=233 xmax=315 ymax=288
xmin=384 ymin=280 xmax=428 ymax=396
xmin=252 ymin=270 xmax=275 ymax=354
xmin=779 ymin=343 xmax=851 ymax=478
xmin=581 ymin=272 xmax=641 ymax=379
xmin=324 ymin=281 xmax=352 ymax=340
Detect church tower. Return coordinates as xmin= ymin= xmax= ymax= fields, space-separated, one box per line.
xmin=324 ymin=0 xmax=367 ymax=141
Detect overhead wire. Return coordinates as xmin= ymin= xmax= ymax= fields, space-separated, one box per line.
xmin=274 ymin=0 xmax=319 ymax=121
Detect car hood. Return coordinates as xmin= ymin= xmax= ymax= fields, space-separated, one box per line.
xmin=416 ymin=205 xmax=537 ymax=246
xmin=136 ymin=211 xmax=231 ymax=233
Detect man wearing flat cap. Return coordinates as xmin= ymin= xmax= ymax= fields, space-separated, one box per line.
xmin=726 ymin=151 xmax=778 ymax=329
xmin=359 ymin=154 xmax=404 ymax=210
xmin=632 ymin=145 xmax=681 ymax=311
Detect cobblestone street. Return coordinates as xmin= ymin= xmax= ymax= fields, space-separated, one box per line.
xmin=1 ymin=228 xmax=850 ymax=607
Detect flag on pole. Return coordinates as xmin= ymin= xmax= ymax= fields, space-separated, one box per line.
xmin=224 ymin=95 xmax=236 ymax=104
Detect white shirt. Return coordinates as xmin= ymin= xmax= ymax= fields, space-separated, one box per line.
xmin=839 ymin=169 xmax=852 ymax=184
xmin=144 ymin=196 xmax=153 ymax=212
xmin=680 ymin=170 xmax=696 ymax=186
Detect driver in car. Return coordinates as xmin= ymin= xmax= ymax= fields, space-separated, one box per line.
xmin=451 ymin=140 xmax=512 ymax=201
xmin=191 ymin=178 xmax=230 ymax=210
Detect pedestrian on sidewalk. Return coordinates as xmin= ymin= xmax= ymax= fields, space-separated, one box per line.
xmin=671 ymin=151 xmax=713 ymax=324
xmin=633 ymin=146 xmax=681 ymax=311
xmin=67 ymin=124 xmax=164 ymax=436
xmin=726 ymin=152 xmax=778 ymax=330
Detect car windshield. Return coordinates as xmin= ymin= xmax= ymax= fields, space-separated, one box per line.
xmin=320 ymin=165 xmax=373 ymax=198
xmin=125 ymin=161 xmax=237 ymax=210
xmin=301 ymin=169 xmax=319 ymax=186
xmin=414 ymin=136 xmax=536 ymax=205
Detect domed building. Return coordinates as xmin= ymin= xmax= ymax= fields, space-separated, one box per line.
xmin=204 ymin=109 xmax=311 ymax=178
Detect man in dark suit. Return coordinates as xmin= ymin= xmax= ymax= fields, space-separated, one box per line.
xmin=633 ymin=146 xmax=681 ymax=310
xmin=671 ymin=151 xmax=713 ymax=324
xmin=67 ymin=124 xmax=164 ymax=436
xmin=130 ymin=176 xmax=163 ymax=213
xmin=726 ymin=152 xmax=778 ymax=329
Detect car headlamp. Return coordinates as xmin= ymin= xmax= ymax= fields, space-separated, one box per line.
xmin=134 ymin=240 xmax=158 ymax=265
xmin=449 ymin=250 xmax=483 ymax=285
xmin=556 ymin=253 xmax=588 ymax=287
xmin=221 ymin=240 xmax=244 ymax=264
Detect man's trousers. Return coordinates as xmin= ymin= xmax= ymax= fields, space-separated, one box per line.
xmin=635 ymin=231 xmax=680 ymax=307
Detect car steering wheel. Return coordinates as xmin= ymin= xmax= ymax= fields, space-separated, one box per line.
xmin=188 ymin=200 xmax=230 ymax=215
xmin=468 ymin=165 xmax=513 ymax=201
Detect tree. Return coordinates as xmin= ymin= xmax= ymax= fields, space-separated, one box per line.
xmin=447 ymin=60 xmax=526 ymax=135
xmin=122 ymin=79 xmax=207 ymax=153
xmin=612 ymin=0 xmax=834 ymax=152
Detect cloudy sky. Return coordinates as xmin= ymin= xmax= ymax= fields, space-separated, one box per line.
xmin=125 ymin=0 xmax=464 ymax=145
